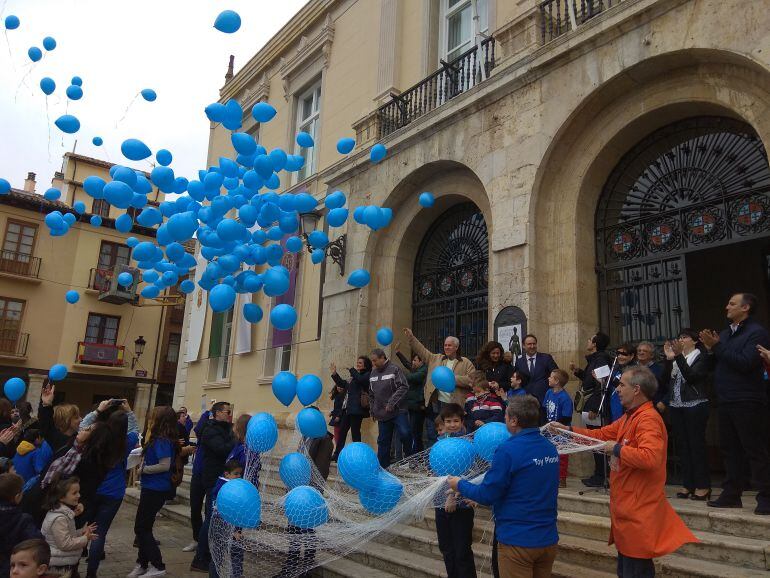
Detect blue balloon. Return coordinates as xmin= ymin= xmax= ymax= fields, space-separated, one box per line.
xmin=140 ymin=88 xmax=157 ymax=102
xmin=62 ymin=213 xmax=76 ymax=226
xmin=246 ymin=412 xmax=278 ymax=452
xmin=431 ymin=366 xmax=456 ymax=393
xmin=214 ymin=9 xmax=241 ymax=33
xmin=92 ymin=136 xmax=103 ymax=146
xmin=324 ymin=191 xmax=346 ymax=210
xmin=296 ymin=132 xmax=314 ymax=148
xmin=429 ymin=436 xmax=475 ymax=476
xmin=113 ymin=166 xmax=137 ymax=188
xmin=359 ymin=471 xmax=403 ymax=514
xmin=103 ymin=181 xmax=133 ymax=209
xmin=223 ymin=99 xmax=243 ymax=131
xmin=179 ymin=279 xmax=195 ymax=294
xmin=232 ymin=133 xmax=257 ymax=156
xmin=217 ymin=479 xmax=261 ymax=528
xmin=205 ymin=102 xmax=227 ymax=123
xmin=83 ymin=176 xmax=106 ymax=198
xmin=209 ymin=283 xmax=236 ymax=312
xmin=419 ymin=192 xmax=435 ymax=208
xmin=263 ymin=268 xmax=290 ymax=297
xmin=270 ymin=304 xmax=297 ymax=330
xmin=48 ymin=364 xmax=68 ymax=381
xmin=121 ymin=139 xmax=152 ymax=161
xmin=28 ymin=46 xmax=42 ymax=62
xmin=353 ymin=206 xmax=367 ymax=224
xmin=216 ymin=218 xmax=246 ymax=243
xmin=71 ymin=76 xmax=83 ymax=86
xmin=285 ymin=154 xmax=305 ymax=172
xmin=4 ymin=15 xmax=20 ymax=30
xmin=73 ymin=201 xmax=86 ymax=214
xmin=0 ymin=178 xmax=9 ymax=195
xmin=473 ymin=422 xmax=511 ymax=462
xmin=132 ymin=241 xmax=157 ymax=262
xmin=89 ymin=215 xmax=102 ymax=227
xmin=65 ymin=290 xmax=79 ymax=304
xmin=336 ymin=137 xmax=355 ymax=155
xmin=311 ymin=249 xmax=324 ymax=264
xmin=297 ymin=374 xmax=323 ymax=406
xmin=66 ymin=85 xmax=83 ymax=100
xmin=269 ymin=148 xmax=288 ymax=172
xmin=115 ymin=213 xmax=133 ymax=233
xmin=156 ymin=149 xmax=172 ymax=166
xmin=338 ymin=442 xmax=380 ymax=491
xmin=141 ymin=285 xmax=160 ymax=298
xmin=327 ymin=208 xmax=348 ymax=228
xmin=252 ymin=102 xmax=277 ymax=123
xmin=307 ymin=230 xmax=328 ymax=250
xmin=243 ymin=303 xmax=263 ymax=323
xmin=42 ymin=36 xmax=56 ymax=51
xmin=376 ymin=327 xmax=393 ymax=346
xmin=286 ymin=236 xmax=303 ymax=253
xmin=54 ymin=115 xmax=80 ymax=134
xmin=117 ymin=272 xmax=133 ymax=287
xmin=272 ymin=371 xmax=297 ymax=406
xmin=44 ymin=188 xmax=60 ymax=201
xmin=40 ymin=77 xmax=55 ymax=95
xmin=279 ymin=453 xmax=312 ymax=490
xmin=293 ymin=192 xmax=317 ymax=213
xmin=166 ymin=212 xmax=198 ymax=241
xmin=297 ymin=407 xmax=326 ymax=439
xmin=370 ymin=143 xmax=387 ymax=163
xmin=284 ymin=486 xmax=328 ymax=529
xmin=347 ymin=269 xmax=371 ymax=288
xmin=3 ymin=377 xmax=26 ymax=402
xmin=363 ymin=206 xmax=384 ymax=230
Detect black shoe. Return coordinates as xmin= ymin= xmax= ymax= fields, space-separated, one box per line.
xmin=581 ymin=477 xmax=605 ymax=488
xmin=707 ymin=495 xmax=742 ymax=509
xmin=754 ymin=502 xmax=770 ymax=515
xmin=690 ymin=489 xmax=712 ymax=502
xmin=189 ymin=562 xmax=209 ymax=573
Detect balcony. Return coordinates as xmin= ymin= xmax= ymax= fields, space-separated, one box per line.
xmin=0 ymin=329 xmax=29 ymax=359
xmin=539 ymin=0 xmax=627 ymax=44
xmin=375 ymin=36 xmax=496 ymax=139
xmin=0 ymin=251 xmax=41 ymax=280
xmin=88 ymin=268 xmax=112 ymax=293
xmin=76 ymin=341 xmax=125 ymax=367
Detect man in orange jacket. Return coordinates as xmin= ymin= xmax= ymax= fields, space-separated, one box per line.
xmin=550 ymin=366 xmax=697 ymax=577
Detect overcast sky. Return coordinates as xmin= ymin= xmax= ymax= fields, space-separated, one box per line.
xmin=0 ymin=0 xmax=308 ymax=192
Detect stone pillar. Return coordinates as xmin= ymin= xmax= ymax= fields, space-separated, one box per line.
xmin=26 ymin=373 xmax=46 ymax=408
xmin=375 ymin=0 xmax=402 ymax=103
xmin=134 ymin=382 xmax=157 ymax=430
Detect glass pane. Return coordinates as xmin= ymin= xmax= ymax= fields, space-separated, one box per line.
xmin=447 ymin=6 xmax=471 ymax=55
xmin=301 ymin=94 xmax=314 ymax=121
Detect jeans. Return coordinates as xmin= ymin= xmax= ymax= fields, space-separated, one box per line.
xmin=190 ymin=473 xmax=206 ymax=542
xmin=670 ymin=403 xmax=710 ymax=491
xmin=86 ymin=494 xmax=123 ymax=574
xmin=718 ymin=401 xmax=770 ymax=505
xmin=435 ymin=507 xmax=476 ymax=578
xmin=134 ymin=488 xmax=170 ymax=570
xmin=376 ymin=412 xmax=413 ymax=468
xmin=333 ymin=414 xmax=364 ymax=457
xmin=409 ymin=409 xmax=426 ymax=453
xmin=617 ymin=552 xmax=655 ymax=577
xmin=193 ymin=488 xmax=214 ymax=568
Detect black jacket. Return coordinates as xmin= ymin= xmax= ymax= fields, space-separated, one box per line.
xmin=661 ymin=351 xmax=712 ymax=405
xmin=199 ymin=420 xmax=235 ymax=489
xmin=483 ymin=362 xmax=514 ymax=393
xmin=0 ymin=501 xmax=42 ymax=576
xmin=331 ymin=369 xmax=371 ymax=416
xmin=711 ymin=318 xmax=770 ymax=404
xmin=575 ymin=351 xmax=613 ymax=413
xmin=514 ymin=353 xmax=559 ymax=403
xmin=396 ymin=352 xmax=428 ymax=411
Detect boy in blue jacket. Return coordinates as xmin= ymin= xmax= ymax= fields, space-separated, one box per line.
xmin=210 ymin=460 xmax=244 ymax=578
xmin=12 ymin=429 xmax=46 ymax=484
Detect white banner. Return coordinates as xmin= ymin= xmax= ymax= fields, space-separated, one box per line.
xmin=184 ymin=253 xmax=208 ymax=362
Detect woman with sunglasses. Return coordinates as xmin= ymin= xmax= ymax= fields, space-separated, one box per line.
xmin=605 ymin=343 xmax=637 ymax=424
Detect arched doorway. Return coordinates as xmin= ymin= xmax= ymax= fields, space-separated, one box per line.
xmin=596 ymin=116 xmax=770 ymax=345
xmin=412 ymin=202 xmax=488 ymax=357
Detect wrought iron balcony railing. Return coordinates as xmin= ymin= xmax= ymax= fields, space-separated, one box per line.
xmin=539 ymin=0 xmax=626 ymax=44
xmin=0 ymin=329 xmax=29 ymax=357
xmin=377 ymin=37 xmax=496 ymax=138
xmin=0 ymin=250 xmax=41 ymax=278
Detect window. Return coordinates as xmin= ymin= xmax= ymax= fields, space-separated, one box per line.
xmin=85 ymin=313 xmax=120 ymax=345
xmin=295 ymin=82 xmax=322 ymax=183
xmin=166 ymin=333 xmax=181 ymax=363
xmin=92 ymin=199 xmax=110 ymax=218
xmin=208 ymin=309 xmax=234 ymax=381
xmin=443 ymin=0 xmax=488 ymax=61
xmin=0 ymin=297 xmax=24 ymax=353
xmin=94 ymin=241 xmax=130 ymax=291
xmin=1 ymin=220 xmax=38 ymax=276
xmin=276 ymin=345 xmax=292 ymax=373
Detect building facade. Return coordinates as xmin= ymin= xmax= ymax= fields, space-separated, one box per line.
xmin=177 ymin=0 xmax=770 ymax=448
xmin=0 ymin=153 xmax=184 ymax=425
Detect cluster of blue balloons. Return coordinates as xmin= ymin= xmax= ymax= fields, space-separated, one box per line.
xmin=352 ymin=205 xmax=393 ymax=232
xmin=338 ymin=443 xmax=403 ymax=514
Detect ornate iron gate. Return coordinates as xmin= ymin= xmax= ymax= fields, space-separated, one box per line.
xmin=596 ymin=117 xmax=770 ymax=344
xmin=412 ymin=203 xmax=489 ymax=358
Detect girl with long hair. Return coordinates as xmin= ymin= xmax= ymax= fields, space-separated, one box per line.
xmin=475 ymin=341 xmax=514 ymax=393
xmin=330 ymin=356 xmax=373 ymax=459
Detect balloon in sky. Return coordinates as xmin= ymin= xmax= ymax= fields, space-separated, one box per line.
xmin=71 ymin=76 xmax=83 ymax=86
xmin=0 ymin=179 xmax=9 ymax=195
xmin=272 ymin=371 xmax=297 ymax=406
xmin=296 ymin=132 xmax=314 ymax=148
xmin=209 ymin=283 xmax=236 ymax=312
xmin=347 ymin=269 xmax=371 ymax=288
xmin=156 ymin=149 xmax=172 ymax=166
xmin=40 ymin=77 xmax=55 ymax=95
xmin=54 ymin=115 xmax=80 ymax=134
xmin=4 ymin=15 xmax=20 ymax=30
xmin=140 ymin=88 xmax=157 ymax=102
xmin=296 ymin=407 xmax=327 ymax=439
xmin=327 ymin=208 xmax=348 ymax=227
xmin=28 ymin=47 xmax=42 ymax=62
xmin=279 ymin=453 xmax=312 ymax=490
xmin=214 ymin=10 xmax=241 ymax=33
xmin=65 ymin=290 xmax=79 ymax=304
xmin=296 ymin=374 xmax=323 ymax=406
xmin=325 ymin=190 xmax=346 ymax=209
xmin=42 ymin=36 xmax=56 ymax=51
xmin=92 ymin=136 xmax=103 ymax=146
xmin=89 ymin=215 xmax=102 ymax=227
xmin=216 ymin=479 xmax=261 ymax=528
xmin=121 ymin=139 xmax=152 ymax=161
xmin=243 ymin=303 xmax=263 ymax=323
xmin=376 ymin=327 xmax=393 ymax=346
xmin=284 ymin=486 xmax=328 ymax=529
xmin=115 ymin=214 xmax=133 ymax=233
xmin=336 ymin=137 xmax=355 ymax=155
xmin=3 ymin=377 xmax=26 ymax=402
xmin=270 ymin=304 xmax=297 ymax=330
xmin=66 ymin=85 xmax=83 ymax=100
xmin=370 ymin=143 xmax=387 ymax=163
xmin=43 ymin=188 xmax=60 ymax=201
xmin=431 ymin=366 xmax=456 ymax=393
xmin=252 ymin=102 xmax=276 ymax=123
xmin=73 ymin=201 xmax=86 ymax=214
xmin=419 ymin=192 xmax=435 ymax=208
xmin=117 ymin=272 xmax=133 ymax=287
xmin=311 ymin=249 xmax=324 ymax=264
xmin=48 ymin=364 xmax=67 ymax=381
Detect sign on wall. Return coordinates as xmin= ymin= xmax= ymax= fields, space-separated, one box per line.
xmin=494 ymin=306 xmax=527 ymax=366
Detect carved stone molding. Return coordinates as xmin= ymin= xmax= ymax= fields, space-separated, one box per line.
xmin=240 ymin=72 xmax=271 ymax=114
xmin=279 ymin=13 xmax=335 ymax=101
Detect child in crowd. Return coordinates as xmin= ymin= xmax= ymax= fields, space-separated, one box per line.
xmin=0 ymin=473 xmax=42 ymax=577
xmin=10 ymin=539 xmax=58 ymax=578
xmin=210 ymin=460 xmax=245 ymax=578
xmin=434 ymin=404 xmax=477 ymax=578
xmin=507 ymin=371 xmax=527 ymax=400
xmin=434 ymin=416 xmax=444 ymax=438
xmin=13 ymin=429 xmax=49 ymax=486
xmin=41 ymin=476 xmax=98 ymax=578
xmin=0 ymin=456 xmax=15 ymax=474
xmin=464 ymin=376 xmax=505 ymax=432
xmin=544 ymin=369 xmax=574 ymax=487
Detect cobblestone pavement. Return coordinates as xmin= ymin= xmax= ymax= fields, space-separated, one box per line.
xmin=80 ymin=501 xmax=198 ymax=578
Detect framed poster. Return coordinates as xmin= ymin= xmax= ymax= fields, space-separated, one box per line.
xmin=494 ymin=307 xmax=527 ymax=366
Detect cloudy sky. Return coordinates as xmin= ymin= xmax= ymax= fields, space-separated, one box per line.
xmin=0 ymin=0 xmax=308 ymax=192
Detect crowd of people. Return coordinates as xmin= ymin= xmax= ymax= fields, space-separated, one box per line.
xmin=0 ymin=292 xmax=769 ymax=578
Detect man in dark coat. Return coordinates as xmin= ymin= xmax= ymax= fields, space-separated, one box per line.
xmin=700 ymin=293 xmax=770 ymax=515
xmin=514 ymin=335 xmax=558 ymax=404
xmin=369 ymin=348 xmax=410 ymax=468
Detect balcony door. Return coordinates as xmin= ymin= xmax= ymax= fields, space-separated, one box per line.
xmin=85 ymin=313 xmax=120 ymax=345
xmin=441 ymin=0 xmax=488 ymax=62
xmin=95 ymin=241 xmax=130 ymax=291
xmin=2 ymin=220 xmax=37 ymax=276
xmin=0 ymin=297 xmax=24 ymax=354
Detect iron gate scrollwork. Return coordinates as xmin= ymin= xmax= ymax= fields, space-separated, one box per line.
xmin=596 ymin=117 xmax=770 ymax=344
xmin=413 ymin=203 xmax=489 ymax=358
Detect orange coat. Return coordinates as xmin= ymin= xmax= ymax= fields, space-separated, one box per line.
xmin=573 ymin=401 xmax=698 ymax=558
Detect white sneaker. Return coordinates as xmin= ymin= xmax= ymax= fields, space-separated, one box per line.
xmin=182 ymin=541 xmax=198 ymax=552
xmin=126 ymin=564 xmax=146 ymax=578
xmin=141 ymin=564 xmax=166 ymax=578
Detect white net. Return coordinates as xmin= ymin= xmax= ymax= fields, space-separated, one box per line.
xmin=209 ymin=424 xmax=605 ymax=578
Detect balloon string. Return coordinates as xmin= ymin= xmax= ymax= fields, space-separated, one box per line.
xmin=4 ymin=30 xmax=16 ymax=73
xmin=46 ymin=97 xmax=52 ymax=163
xmin=14 ymin=62 xmax=35 ymax=103
xmin=115 ymin=92 xmax=139 ymax=128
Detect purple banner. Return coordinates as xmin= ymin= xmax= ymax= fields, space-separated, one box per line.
xmin=272 ymin=238 xmax=299 ymax=348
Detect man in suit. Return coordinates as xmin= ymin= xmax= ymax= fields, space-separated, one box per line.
xmin=514 ymin=335 xmax=559 ymax=404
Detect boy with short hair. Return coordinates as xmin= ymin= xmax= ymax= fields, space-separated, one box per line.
xmin=434 ymin=404 xmax=476 ymax=578
xmin=508 ymin=371 xmax=527 ymax=398
xmin=543 ymin=369 xmax=573 ymax=487
xmin=434 ymin=417 xmax=444 ymax=438
xmin=210 ymin=460 xmax=244 ymax=578
xmin=0 ymin=473 xmax=42 ymax=576
xmin=10 ymin=539 xmax=57 ymax=578
xmin=464 ymin=377 xmax=505 ymax=433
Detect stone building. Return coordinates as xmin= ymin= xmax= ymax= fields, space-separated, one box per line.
xmin=176 ymin=0 xmax=770 ymax=449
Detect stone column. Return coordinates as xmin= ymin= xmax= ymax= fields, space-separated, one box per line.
xmin=26 ymin=373 xmax=46 ymax=408
xmin=134 ymin=382 xmax=157 ymax=430
xmin=375 ymin=0 xmax=402 ymax=103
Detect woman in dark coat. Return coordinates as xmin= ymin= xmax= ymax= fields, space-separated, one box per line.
xmin=330 ymin=356 xmax=372 ymax=459
xmin=475 ymin=341 xmax=514 ymax=393
xmin=394 ymin=348 xmax=428 ymax=453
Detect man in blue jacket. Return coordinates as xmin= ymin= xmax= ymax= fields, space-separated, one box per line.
xmin=448 ymin=395 xmax=559 ymax=576
xmin=700 ymin=293 xmax=770 ymax=515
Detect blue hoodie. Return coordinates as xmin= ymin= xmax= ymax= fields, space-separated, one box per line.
xmin=458 ymin=428 xmax=559 ymax=548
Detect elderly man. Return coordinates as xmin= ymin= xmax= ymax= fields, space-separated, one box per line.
xmin=513 ymin=334 xmax=559 ymax=404
xmin=369 ymin=348 xmax=411 ymax=468
xmin=448 ymin=395 xmax=559 ymax=577
xmin=551 ymin=367 xmax=696 ymax=577
xmin=403 ymin=328 xmax=475 ymax=443
xmin=635 ymin=341 xmax=665 ymax=407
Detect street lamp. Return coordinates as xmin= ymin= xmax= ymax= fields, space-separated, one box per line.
xmin=132 ymin=335 xmax=146 ymax=369
xmin=299 ymin=209 xmax=347 ymax=276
